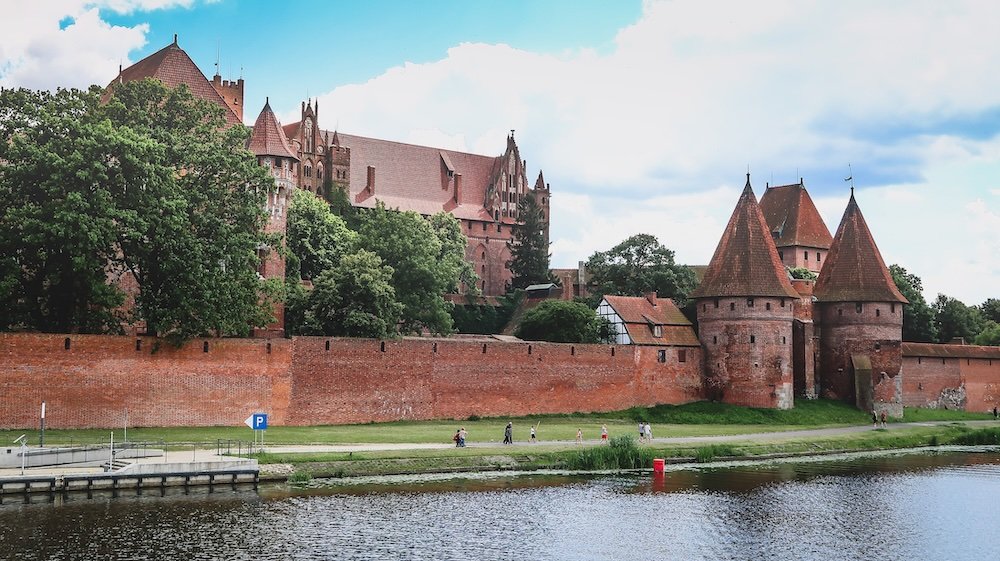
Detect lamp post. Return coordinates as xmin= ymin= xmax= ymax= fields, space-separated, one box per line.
xmin=39 ymin=401 xmax=46 ymax=448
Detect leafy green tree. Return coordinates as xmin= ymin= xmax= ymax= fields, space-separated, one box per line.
xmin=585 ymin=234 xmax=697 ymax=306
xmin=507 ymin=195 xmax=551 ymax=289
xmin=285 ymin=188 xmax=357 ymax=281
xmin=788 ymin=267 xmax=817 ymax=280
xmin=356 ymin=202 xmax=460 ymax=335
xmin=100 ymin=79 xmax=279 ymax=340
xmin=974 ymin=321 xmax=1000 ymax=346
xmin=0 ymin=87 xmax=125 ymax=333
xmin=307 ymin=250 xmax=402 ymax=338
xmin=933 ymin=294 xmax=984 ymax=344
xmin=516 ymin=300 xmax=613 ymax=343
xmin=429 ymin=211 xmax=479 ymax=294
xmin=889 ymin=264 xmax=938 ymax=343
xmin=979 ymin=298 xmax=1000 ymax=324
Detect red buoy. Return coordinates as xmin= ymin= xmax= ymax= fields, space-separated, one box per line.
xmin=653 ymin=458 xmax=665 ymax=474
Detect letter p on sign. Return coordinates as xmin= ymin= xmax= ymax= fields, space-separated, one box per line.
xmin=244 ymin=413 xmax=268 ymax=430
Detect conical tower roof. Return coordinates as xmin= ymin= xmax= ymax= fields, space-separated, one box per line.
xmin=247 ymin=99 xmax=299 ymax=161
xmin=691 ymin=175 xmax=799 ymax=299
xmin=814 ymin=191 xmax=907 ymax=303
xmin=759 ymin=180 xmax=833 ymax=249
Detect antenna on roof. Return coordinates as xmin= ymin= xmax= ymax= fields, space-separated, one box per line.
xmin=215 ymin=42 xmax=220 ymax=76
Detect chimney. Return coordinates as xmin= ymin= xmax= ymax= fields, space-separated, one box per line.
xmin=577 ymin=261 xmax=586 ymax=285
xmin=644 ymin=291 xmax=658 ymax=306
xmin=454 ymin=173 xmax=462 ymax=203
xmin=366 ymin=165 xmax=375 ymax=194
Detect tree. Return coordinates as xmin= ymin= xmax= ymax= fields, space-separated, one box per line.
xmin=356 ymin=202 xmax=461 ymax=335
xmin=285 ymin=188 xmax=357 ymax=281
xmin=788 ymin=267 xmax=817 ymax=280
xmin=979 ymin=298 xmax=1000 ymax=324
xmin=507 ymin=195 xmax=551 ymax=289
xmin=100 ymin=79 xmax=279 ymax=340
xmin=974 ymin=321 xmax=1000 ymax=346
xmin=515 ymin=300 xmax=613 ymax=343
xmin=1 ymin=81 xmax=277 ymax=340
xmin=585 ymin=234 xmax=697 ymax=306
xmin=933 ymin=294 xmax=984 ymax=344
xmin=0 ymin=87 xmax=125 ymax=333
xmin=889 ymin=264 xmax=937 ymax=342
xmin=429 ymin=211 xmax=479 ymax=294
xmin=307 ymin=250 xmax=402 ymax=338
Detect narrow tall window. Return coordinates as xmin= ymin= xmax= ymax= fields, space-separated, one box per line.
xmin=657 ymin=350 xmax=666 ymax=363
xmin=747 ymin=298 xmax=754 ymax=307
xmin=805 ymin=251 xmax=809 ymax=261
xmin=678 ymin=349 xmax=687 ymax=363
xmin=856 ymin=302 xmax=863 ymax=313
xmin=730 ymin=302 xmax=736 ymax=311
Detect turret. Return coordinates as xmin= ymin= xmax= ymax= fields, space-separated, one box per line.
xmin=759 ymin=179 xmax=833 ymax=274
xmin=691 ymin=175 xmax=799 ymax=409
xmin=814 ymin=190 xmax=907 ymax=416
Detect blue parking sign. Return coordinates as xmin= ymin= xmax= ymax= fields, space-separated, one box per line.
xmin=244 ymin=413 xmax=268 ymax=430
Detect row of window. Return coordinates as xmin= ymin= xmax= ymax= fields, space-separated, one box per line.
xmin=778 ymin=250 xmax=823 ymax=263
xmin=703 ymin=298 xmax=789 ymax=312
xmin=656 ymin=349 xmax=687 ymax=363
xmin=836 ymin=303 xmax=897 ymax=316
xmin=710 ymin=334 xmax=787 ymax=345
xmin=468 ymin=221 xmax=503 ymax=233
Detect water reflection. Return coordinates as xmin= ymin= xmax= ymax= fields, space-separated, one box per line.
xmin=2 ymin=452 xmax=1000 ymax=560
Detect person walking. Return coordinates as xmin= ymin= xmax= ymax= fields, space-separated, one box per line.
xmin=638 ymin=422 xmax=645 ymax=443
xmin=880 ymin=411 xmax=888 ymax=429
xmin=454 ymin=429 xmax=462 ymax=447
xmin=644 ymin=422 xmax=652 ymax=442
xmin=530 ymin=425 xmax=537 ymax=443
xmin=576 ymin=428 xmax=583 ymax=444
xmin=993 ymin=406 xmax=998 ymax=420
xmin=601 ymin=424 xmax=608 ymax=444
xmin=503 ymin=422 xmax=513 ymax=445
xmin=872 ymin=409 xmax=878 ymax=429
xmin=459 ymin=427 xmax=467 ymax=447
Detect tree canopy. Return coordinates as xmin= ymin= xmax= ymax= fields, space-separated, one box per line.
xmin=585 ymin=234 xmax=696 ymax=306
xmin=0 ymin=82 xmax=278 ymax=340
xmin=507 ymin=194 xmax=551 ymax=289
xmin=889 ymin=264 xmax=938 ymax=343
xmin=933 ymin=294 xmax=985 ymax=344
xmin=515 ymin=300 xmax=613 ymax=343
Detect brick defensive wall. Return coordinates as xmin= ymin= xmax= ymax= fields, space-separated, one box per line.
xmin=0 ymin=333 xmax=703 ymax=429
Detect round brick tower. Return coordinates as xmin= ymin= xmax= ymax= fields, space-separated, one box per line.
xmin=814 ymin=190 xmax=908 ymax=416
xmin=692 ymin=175 xmax=800 ymax=409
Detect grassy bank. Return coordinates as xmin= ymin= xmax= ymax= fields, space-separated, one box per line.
xmin=11 ymin=399 xmax=987 ymax=447
xmin=256 ymin=424 xmax=1000 ymax=480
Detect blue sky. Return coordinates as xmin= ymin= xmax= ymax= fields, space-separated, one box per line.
xmin=2 ymin=0 xmax=998 ymax=304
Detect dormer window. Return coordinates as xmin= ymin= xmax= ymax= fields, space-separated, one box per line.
xmin=653 ymin=325 xmax=662 ymax=337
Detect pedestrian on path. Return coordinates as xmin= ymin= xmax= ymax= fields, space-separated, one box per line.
xmin=459 ymin=427 xmax=467 ymax=447
xmin=503 ymin=422 xmax=513 ymax=445
xmin=601 ymin=424 xmax=608 ymax=444
xmin=994 ymin=406 xmax=998 ymax=420
xmin=530 ymin=425 xmax=537 ymax=443
xmin=880 ymin=411 xmax=887 ymax=429
xmin=454 ymin=429 xmax=461 ymax=447
xmin=638 ymin=422 xmax=645 ymax=442
xmin=872 ymin=410 xmax=878 ymax=429
xmin=576 ymin=428 xmax=583 ymax=444
xmin=644 ymin=422 xmax=652 ymax=442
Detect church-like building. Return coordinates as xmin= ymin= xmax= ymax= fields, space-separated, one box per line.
xmin=108 ymin=37 xmax=551 ymax=335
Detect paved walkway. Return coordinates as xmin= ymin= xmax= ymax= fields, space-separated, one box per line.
xmin=3 ymin=420 xmax=996 ymax=477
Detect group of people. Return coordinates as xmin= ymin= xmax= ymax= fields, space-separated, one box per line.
xmin=872 ymin=409 xmax=888 ymax=429
xmin=452 ymin=427 xmax=467 ymax=447
xmin=637 ymin=422 xmax=653 ymax=442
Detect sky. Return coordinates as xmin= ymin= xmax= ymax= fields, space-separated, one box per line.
xmin=2 ymin=0 xmax=998 ymax=305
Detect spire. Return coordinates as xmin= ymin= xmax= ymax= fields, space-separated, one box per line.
xmin=534 ymin=170 xmax=546 ymax=191
xmin=690 ymin=175 xmax=799 ymax=299
xmin=813 ymin=191 xmax=907 ymax=303
xmin=247 ymin=101 xmax=299 ymax=161
xmin=172 ymin=34 xmax=178 ymax=46
xmin=331 ymin=130 xmax=340 ymax=146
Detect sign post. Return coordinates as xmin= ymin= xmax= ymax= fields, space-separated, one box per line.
xmin=244 ymin=413 xmax=268 ymax=453
xmin=39 ymin=401 xmax=45 ymax=448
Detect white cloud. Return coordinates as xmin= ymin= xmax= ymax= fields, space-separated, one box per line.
xmin=0 ymin=1 xmax=199 ymax=90
xmin=304 ymin=0 xmax=1000 ymax=304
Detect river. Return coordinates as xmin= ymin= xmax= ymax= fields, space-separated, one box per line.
xmin=2 ymin=450 xmax=1000 ymax=560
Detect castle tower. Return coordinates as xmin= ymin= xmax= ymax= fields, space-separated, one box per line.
xmin=211 ymin=73 xmax=244 ymax=122
xmin=287 ymin=100 xmax=324 ymax=195
xmin=814 ymin=190 xmax=908 ymax=416
xmin=247 ymin=99 xmax=300 ymax=336
xmin=759 ymin=179 xmax=833 ymax=275
xmin=691 ymin=175 xmax=800 ymax=409
xmin=532 ymin=170 xmax=550 ymax=249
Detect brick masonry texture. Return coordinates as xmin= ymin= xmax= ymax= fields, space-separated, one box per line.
xmin=902 ymin=355 xmax=999 ymax=412
xmin=0 ymin=333 xmax=703 ymax=429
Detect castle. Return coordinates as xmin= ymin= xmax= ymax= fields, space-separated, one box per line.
xmin=108 ymin=37 xmax=550 ymax=333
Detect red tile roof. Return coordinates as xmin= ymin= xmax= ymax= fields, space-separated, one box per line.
xmin=107 ymin=41 xmax=241 ymax=126
xmin=335 ymin=132 xmax=498 ymax=220
xmin=902 ymin=342 xmax=1000 ymax=359
xmin=602 ymin=295 xmax=699 ymax=346
xmin=814 ymin=192 xmax=907 ymax=303
xmin=759 ymin=181 xmax=833 ymax=249
xmin=690 ymin=176 xmax=800 ymax=299
xmin=247 ymin=100 xmax=298 ymax=160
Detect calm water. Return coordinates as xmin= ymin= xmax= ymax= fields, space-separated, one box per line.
xmin=3 ymin=451 xmax=1000 ymax=560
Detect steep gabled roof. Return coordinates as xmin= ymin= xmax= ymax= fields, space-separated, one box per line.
xmin=814 ymin=191 xmax=908 ymax=303
xmin=759 ymin=181 xmax=833 ymax=249
xmin=107 ymin=40 xmax=241 ymax=126
xmin=335 ymin=132 xmax=499 ymax=221
xmin=247 ymin=100 xmax=299 ymax=161
xmin=691 ymin=176 xmax=800 ymax=299
xmin=602 ymin=295 xmax=699 ymax=346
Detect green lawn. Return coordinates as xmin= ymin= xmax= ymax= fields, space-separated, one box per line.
xmin=0 ymin=399 xmax=988 ymax=447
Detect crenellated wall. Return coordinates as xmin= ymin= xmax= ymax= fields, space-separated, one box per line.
xmin=0 ymin=333 xmax=703 ymax=429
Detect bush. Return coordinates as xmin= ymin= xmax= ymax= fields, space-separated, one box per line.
xmin=288 ymin=470 xmax=313 ymax=483
xmin=565 ymin=435 xmax=655 ymax=470
xmin=949 ymin=427 xmax=1000 ymax=445
xmin=694 ymin=444 xmax=739 ymax=463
